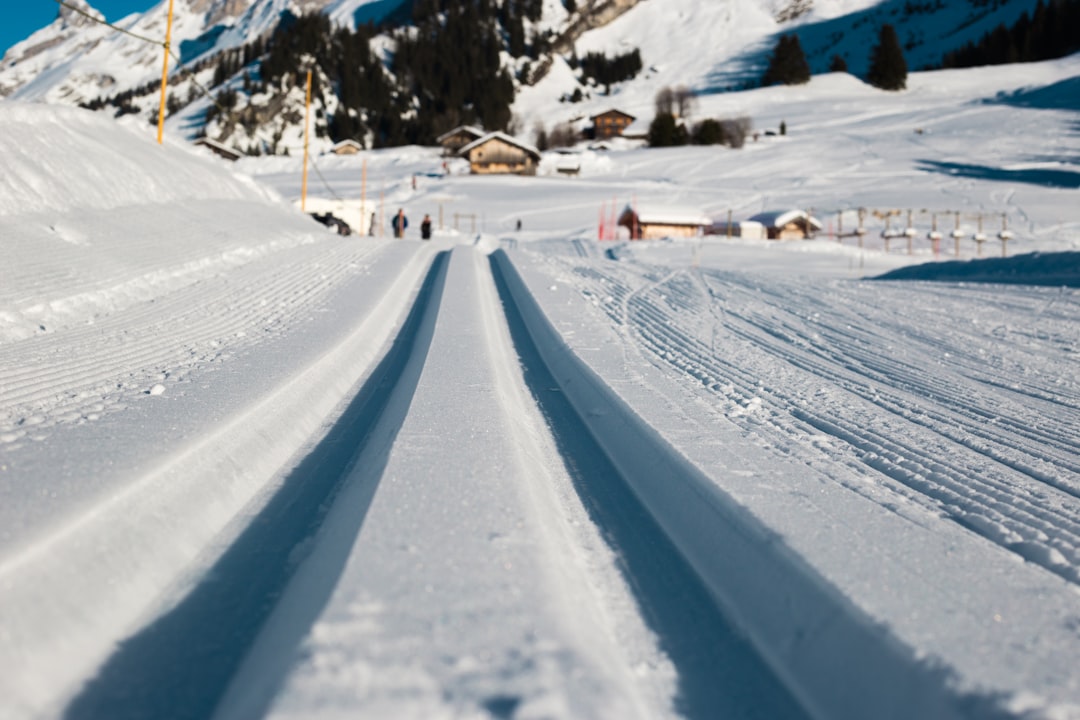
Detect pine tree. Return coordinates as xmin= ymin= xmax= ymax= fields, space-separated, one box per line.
xmin=761 ymin=34 xmax=810 ymax=86
xmin=648 ymin=112 xmax=687 ymax=147
xmin=867 ymin=24 xmax=908 ymax=91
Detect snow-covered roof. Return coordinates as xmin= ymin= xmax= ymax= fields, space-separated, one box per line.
xmin=591 ymin=108 xmax=636 ymax=121
xmin=330 ymin=139 xmax=363 ymax=153
xmin=748 ymin=210 xmax=823 ymax=231
xmin=458 ymin=131 xmax=541 ymax=160
xmin=623 ymin=203 xmax=710 ymax=227
xmin=436 ymin=125 xmax=485 ymax=144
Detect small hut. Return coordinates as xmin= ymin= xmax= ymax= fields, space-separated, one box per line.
xmin=437 ymin=125 xmax=485 ymax=156
xmin=617 ymin=204 xmax=711 ymax=240
xmin=330 ymin=139 xmax=363 ymax=155
xmin=747 ymin=210 xmax=823 ymax=239
xmin=591 ymin=109 xmax=636 ymax=140
xmin=459 ymin=132 xmax=541 ymax=176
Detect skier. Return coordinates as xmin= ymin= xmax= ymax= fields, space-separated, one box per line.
xmin=392 ymin=208 xmax=408 ymax=239
xmin=421 ymin=214 xmax=432 ymax=240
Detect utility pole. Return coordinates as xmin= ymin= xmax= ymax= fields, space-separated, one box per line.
xmin=156 ymin=0 xmax=176 ymax=145
xmin=301 ymin=69 xmax=312 ymax=213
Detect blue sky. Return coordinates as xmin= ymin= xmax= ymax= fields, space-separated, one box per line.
xmin=1 ymin=1 xmax=155 ymax=57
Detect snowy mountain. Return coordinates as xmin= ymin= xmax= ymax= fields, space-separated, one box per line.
xmin=3 ymin=0 xmax=1073 ymax=154
xmin=0 ymin=0 xmax=407 ymax=104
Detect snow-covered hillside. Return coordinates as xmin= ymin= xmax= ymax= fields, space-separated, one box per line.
xmin=1 ymin=39 xmax=1079 ymax=720
xmin=2 ymin=0 xmax=1068 ymax=152
xmin=0 ymin=0 xmax=407 ymax=103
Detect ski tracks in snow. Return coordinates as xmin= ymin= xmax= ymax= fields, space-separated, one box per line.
xmin=0 ymin=236 xmax=384 ymax=442
xmin=561 ymin=256 xmax=1080 ymax=585
xmin=9 ymin=237 xmax=1080 ymax=719
xmin=43 ymin=245 xmax=810 ymax=720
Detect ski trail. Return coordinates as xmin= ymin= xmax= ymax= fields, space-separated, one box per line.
xmin=218 ymin=245 xmax=675 ymax=719
xmin=555 ymin=255 xmax=1080 ymax=585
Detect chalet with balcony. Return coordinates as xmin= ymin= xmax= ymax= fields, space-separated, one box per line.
xmin=459 ymin=132 xmax=541 ymax=176
xmin=591 ymin=109 xmax=636 ymax=140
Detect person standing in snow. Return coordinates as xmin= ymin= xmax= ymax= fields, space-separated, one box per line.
xmin=421 ymin=214 xmax=432 ymax=240
xmin=392 ymin=208 xmax=408 ymax=239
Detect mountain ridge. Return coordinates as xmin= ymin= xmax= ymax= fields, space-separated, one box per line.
xmin=1 ymin=0 xmax=1074 ymax=155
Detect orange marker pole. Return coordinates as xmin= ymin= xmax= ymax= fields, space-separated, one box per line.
xmin=301 ymin=69 xmax=312 ymax=213
xmin=156 ymin=0 xmax=176 ymax=145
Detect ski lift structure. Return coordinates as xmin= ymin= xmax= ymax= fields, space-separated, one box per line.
xmin=828 ymin=207 xmax=1018 ymax=258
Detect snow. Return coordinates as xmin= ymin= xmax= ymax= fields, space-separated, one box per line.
xmin=2 ymin=44 xmax=1080 ymax=720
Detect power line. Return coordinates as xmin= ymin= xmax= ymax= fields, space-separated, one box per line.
xmin=51 ymin=0 xmax=346 ymax=202
xmin=52 ymin=0 xmax=164 ymax=47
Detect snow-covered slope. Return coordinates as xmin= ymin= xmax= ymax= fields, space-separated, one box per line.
xmin=0 ymin=38 xmax=1078 ymax=720
xmin=3 ymin=0 xmax=1067 ymax=148
xmin=0 ymin=0 xmax=407 ymax=104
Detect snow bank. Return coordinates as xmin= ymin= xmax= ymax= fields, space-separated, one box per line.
xmin=0 ymin=103 xmax=269 ymax=216
xmin=0 ymin=102 xmax=320 ymax=343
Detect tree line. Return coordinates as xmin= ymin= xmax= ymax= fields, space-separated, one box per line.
xmin=940 ymin=0 xmax=1080 ymax=68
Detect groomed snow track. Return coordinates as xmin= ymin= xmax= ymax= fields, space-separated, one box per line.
xmin=63 ymin=252 xmax=453 ymax=720
xmin=490 ymin=251 xmax=984 ymax=720
xmin=9 ymin=245 xmax=1009 ymax=719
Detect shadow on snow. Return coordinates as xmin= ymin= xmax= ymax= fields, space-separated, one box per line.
xmin=488 ymin=255 xmax=811 ymax=720
xmin=916 ymin=159 xmax=1080 ymax=189
xmin=63 ymin=252 xmax=451 ymax=720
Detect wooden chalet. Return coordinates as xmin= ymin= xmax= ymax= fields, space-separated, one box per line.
xmin=458 ymin=132 xmax=541 ymax=176
xmin=330 ymin=139 xmax=363 ymax=155
xmin=747 ymin=210 xmax=823 ymax=239
xmin=617 ymin=204 xmax=710 ymax=240
xmin=591 ymin=109 xmax=636 ymax=140
xmin=436 ymin=125 xmax=485 ymax=156
xmin=193 ymin=137 xmax=242 ymax=162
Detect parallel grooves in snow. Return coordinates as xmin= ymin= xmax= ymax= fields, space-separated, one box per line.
xmin=491 ymin=249 xmax=978 ymax=720
xmin=63 ymin=252 xmax=452 ymax=720
xmin=489 ymin=253 xmax=811 ymax=720
xmin=562 ymin=259 xmax=1080 ymax=585
xmin=0 ymin=239 xmax=381 ymax=435
xmin=0 ymin=242 xmax=439 ymax=719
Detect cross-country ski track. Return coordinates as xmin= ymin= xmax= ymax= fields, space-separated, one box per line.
xmin=4 ymin=233 xmax=1079 ymax=719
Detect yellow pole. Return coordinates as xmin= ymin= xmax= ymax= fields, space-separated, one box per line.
xmin=156 ymin=0 xmax=176 ymax=145
xmin=301 ymin=69 xmax=312 ymax=212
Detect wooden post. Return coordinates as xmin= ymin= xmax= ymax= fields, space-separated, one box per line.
xmin=301 ymin=69 xmax=312 ymax=213
xmin=156 ymin=0 xmax=176 ymax=145
xmin=360 ymin=156 xmax=367 ymax=235
xmin=727 ymin=209 xmax=733 ymax=239
xmin=973 ymin=214 xmax=987 ymax=257
xmin=999 ymin=214 xmax=1013 ymax=257
xmin=953 ymin=211 xmax=962 ymax=257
